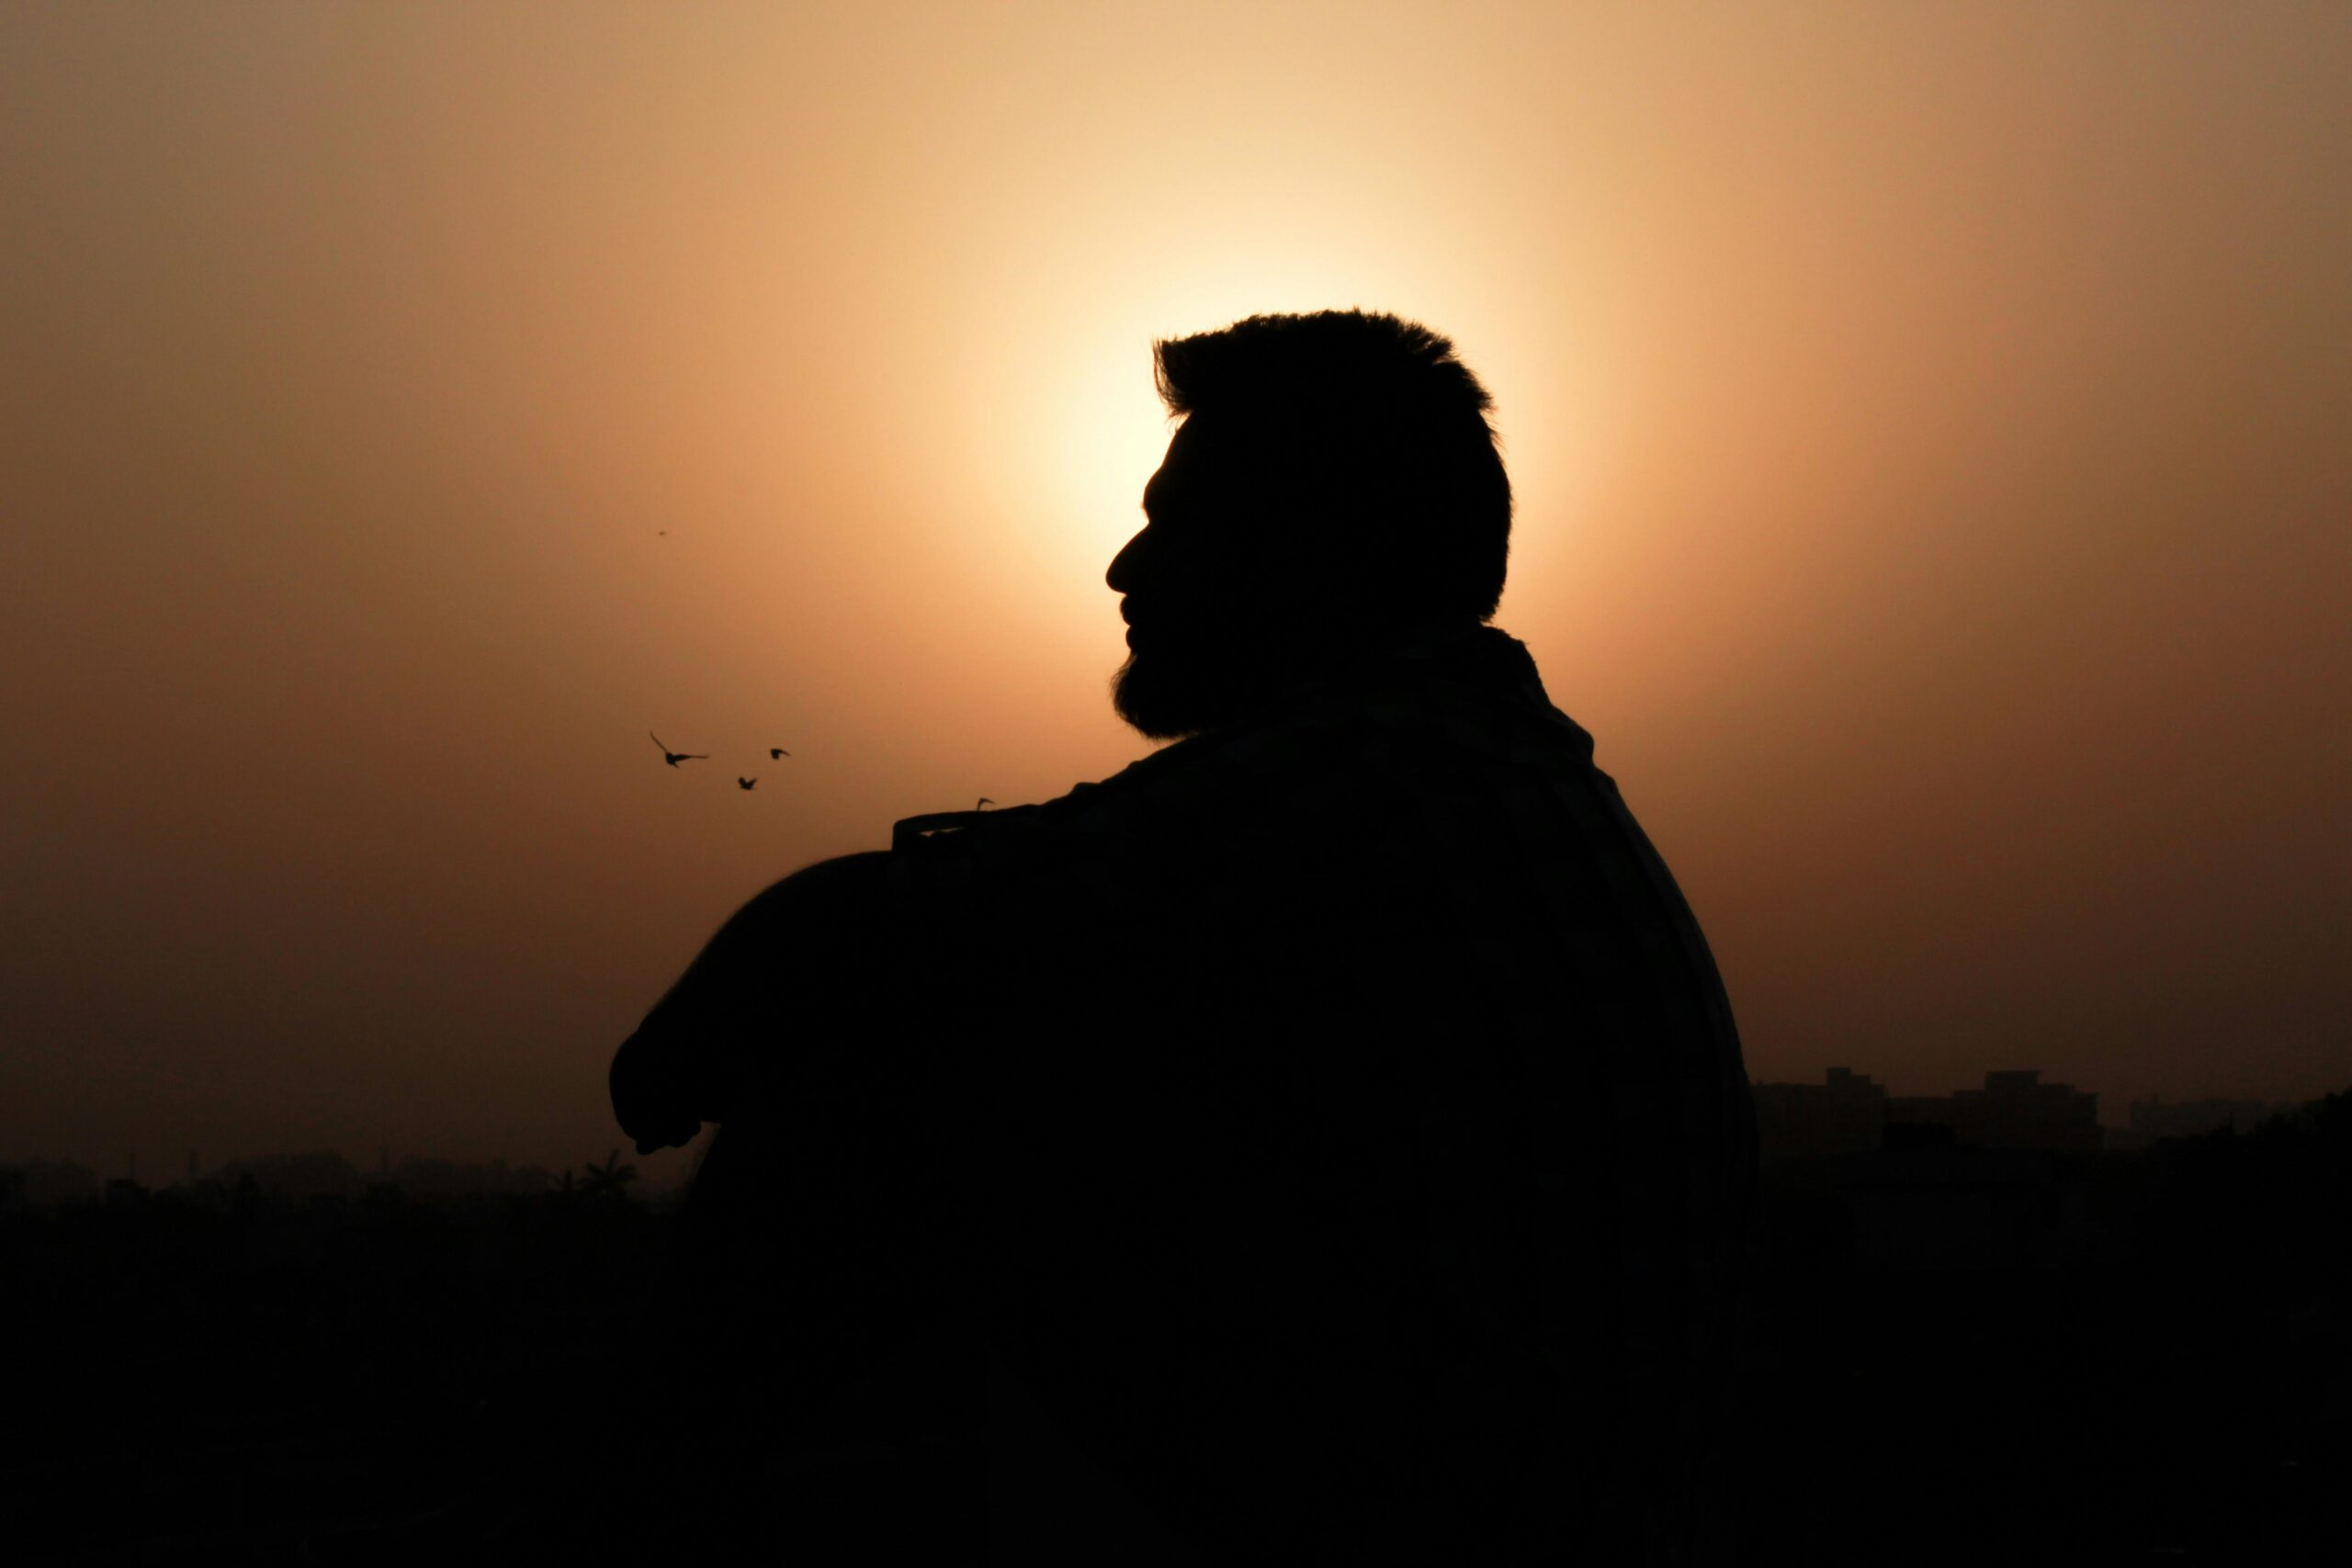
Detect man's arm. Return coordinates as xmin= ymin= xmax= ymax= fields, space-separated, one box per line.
xmin=609 ymin=850 xmax=891 ymax=1156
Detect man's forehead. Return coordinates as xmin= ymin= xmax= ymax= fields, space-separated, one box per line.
xmin=1140 ymin=422 xmax=1196 ymax=514
xmin=1143 ymin=415 xmax=1264 ymax=513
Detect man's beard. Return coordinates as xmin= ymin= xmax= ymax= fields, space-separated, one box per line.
xmin=1110 ymin=637 xmax=1272 ymax=741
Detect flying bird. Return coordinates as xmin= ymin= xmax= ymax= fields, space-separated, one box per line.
xmin=769 ymin=748 xmax=791 ymax=760
xmin=738 ymin=777 xmax=757 ymax=791
xmin=976 ymin=797 xmax=994 ymax=809
xmin=650 ymin=732 xmax=707 ymax=767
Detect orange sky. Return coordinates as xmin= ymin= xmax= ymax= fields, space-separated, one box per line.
xmin=5 ymin=2 xmax=2347 ymax=1175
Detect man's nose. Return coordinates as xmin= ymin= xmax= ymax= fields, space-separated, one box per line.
xmin=1106 ymin=526 xmax=1149 ymax=593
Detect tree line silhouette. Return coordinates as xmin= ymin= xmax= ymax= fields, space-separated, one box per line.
xmin=2 ymin=1094 xmax=2344 ymax=1561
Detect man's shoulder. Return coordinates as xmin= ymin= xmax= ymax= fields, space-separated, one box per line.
xmin=886 ymin=628 xmax=1604 ymax=892
xmin=885 ymin=740 xmax=1260 ymax=886
xmin=894 ymin=699 xmax=1591 ymax=895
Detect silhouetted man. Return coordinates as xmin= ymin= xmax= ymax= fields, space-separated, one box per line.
xmin=611 ymin=310 xmax=1757 ymax=1564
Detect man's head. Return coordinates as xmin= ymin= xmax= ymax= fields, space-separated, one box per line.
xmin=1106 ymin=310 xmax=1511 ymax=739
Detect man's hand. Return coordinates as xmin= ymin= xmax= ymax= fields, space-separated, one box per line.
xmin=609 ymin=1023 xmax=712 ymax=1156
xmin=607 ymin=850 xmax=894 ymax=1157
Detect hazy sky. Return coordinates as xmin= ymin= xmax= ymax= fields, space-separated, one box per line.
xmin=5 ymin=2 xmax=2346 ymax=1174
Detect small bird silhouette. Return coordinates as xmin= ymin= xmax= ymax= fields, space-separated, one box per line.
xmin=976 ymin=797 xmax=995 ymax=809
xmin=738 ymin=777 xmax=757 ymax=791
xmin=769 ymin=748 xmax=791 ymax=760
xmin=650 ymin=732 xmax=707 ymax=767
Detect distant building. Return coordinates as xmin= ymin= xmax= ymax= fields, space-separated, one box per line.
xmin=2107 ymin=1096 xmax=2278 ymax=1150
xmin=1754 ymin=1067 xmax=2105 ymax=1158
xmin=0 ymin=1160 xmax=105 ymax=1209
xmin=1886 ymin=1070 xmax=2102 ymax=1153
xmin=1753 ymin=1067 xmax=1890 ymax=1160
xmin=1836 ymin=1144 xmax=2099 ymax=1269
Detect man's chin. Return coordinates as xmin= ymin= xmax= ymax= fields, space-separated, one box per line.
xmin=1111 ymin=652 xmax=1233 ymax=741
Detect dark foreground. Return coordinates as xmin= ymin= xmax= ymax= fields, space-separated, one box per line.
xmin=6 ymin=1105 xmax=2346 ymax=1564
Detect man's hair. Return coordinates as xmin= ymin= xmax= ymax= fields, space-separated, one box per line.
xmin=1151 ymin=310 xmax=1511 ymax=621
